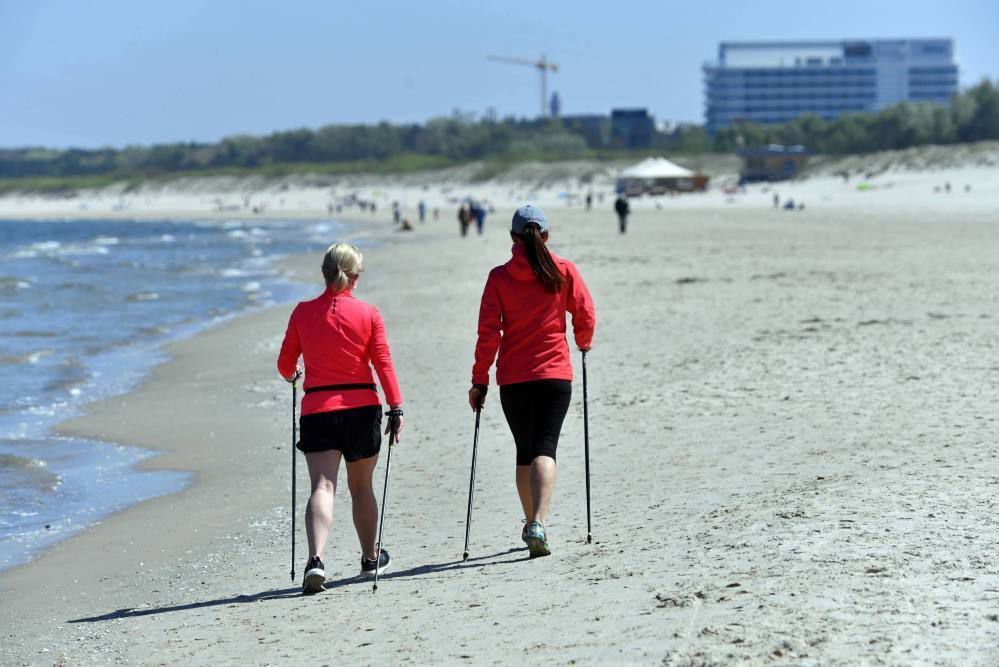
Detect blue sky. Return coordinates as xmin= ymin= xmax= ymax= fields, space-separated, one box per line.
xmin=2 ymin=0 xmax=997 ymax=148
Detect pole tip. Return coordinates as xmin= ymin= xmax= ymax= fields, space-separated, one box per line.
xmin=586 ymin=534 xmax=592 ymax=544
xmin=462 ymin=551 xmax=469 ymax=561
xmin=372 ymin=584 xmax=378 ymax=592
xmin=291 ymin=570 xmax=295 ymax=581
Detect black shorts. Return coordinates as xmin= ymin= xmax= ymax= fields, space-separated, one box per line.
xmin=297 ymin=405 xmax=382 ymax=462
xmin=499 ymin=380 xmax=572 ymax=466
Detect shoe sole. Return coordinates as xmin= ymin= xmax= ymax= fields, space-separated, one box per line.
xmin=525 ymin=536 xmax=551 ymax=558
xmin=303 ymin=568 xmax=326 ymax=594
xmin=360 ymin=560 xmax=391 ymax=578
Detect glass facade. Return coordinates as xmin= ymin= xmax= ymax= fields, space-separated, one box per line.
xmin=704 ymin=39 xmax=958 ymax=132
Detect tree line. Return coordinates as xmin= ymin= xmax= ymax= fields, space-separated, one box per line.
xmin=1 ymin=80 xmax=996 ymax=181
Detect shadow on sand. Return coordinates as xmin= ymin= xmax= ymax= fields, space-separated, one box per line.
xmin=327 ymin=546 xmax=530 ymax=588
xmin=68 ymin=546 xmax=529 ymax=623
xmin=68 ymin=586 xmax=302 ymax=623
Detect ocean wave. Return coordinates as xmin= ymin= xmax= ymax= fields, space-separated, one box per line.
xmin=0 ymin=350 xmax=53 ymax=366
xmin=10 ymin=240 xmax=111 ymax=259
xmin=0 ymin=277 xmax=32 ymax=292
xmin=10 ymin=330 xmax=58 ymax=338
xmin=125 ymin=292 xmax=160 ymax=302
xmin=0 ymin=454 xmax=61 ymax=494
xmin=92 ymin=236 xmax=120 ymax=246
xmin=42 ymin=357 xmax=87 ymax=394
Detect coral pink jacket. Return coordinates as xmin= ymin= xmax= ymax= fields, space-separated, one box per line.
xmin=278 ymin=288 xmax=402 ymax=415
xmin=472 ymin=244 xmax=595 ymax=386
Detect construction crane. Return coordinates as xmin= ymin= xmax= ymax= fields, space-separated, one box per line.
xmin=486 ymin=54 xmax=559 ymax=117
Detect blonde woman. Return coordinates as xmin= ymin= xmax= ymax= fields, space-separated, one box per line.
xmin=277 ymin=243 xmax=404 ymax=594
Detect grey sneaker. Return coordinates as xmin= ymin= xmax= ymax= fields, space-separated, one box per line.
xmin=360 ymin=549 xmax=391 ymax=577
xmin=523 ymin=521 xmax=551 ymax=558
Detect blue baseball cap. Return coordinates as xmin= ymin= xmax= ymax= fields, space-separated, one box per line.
xmin=511 ymin=204 xmax=549 ymax=234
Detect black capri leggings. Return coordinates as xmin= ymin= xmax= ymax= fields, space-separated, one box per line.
xmin=499 ymin=379 xmax=572 ymax=466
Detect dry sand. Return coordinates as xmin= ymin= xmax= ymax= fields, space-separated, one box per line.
xmin=1 ymin=171 xmax=999 ymax=665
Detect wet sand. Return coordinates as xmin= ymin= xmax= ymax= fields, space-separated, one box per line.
xmin=2 ymin=195 xmax=999 ymax=664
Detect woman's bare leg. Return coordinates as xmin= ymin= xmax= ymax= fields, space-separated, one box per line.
xmin=345 ymin=455 xmax=380 ymax=560
xmin=529 ymin=456 xmax=557 ymax=524
xmin=304 ymin=449 xmax=343 ymax=560
xmin=516 ymin=465 xmax=533 ymax=521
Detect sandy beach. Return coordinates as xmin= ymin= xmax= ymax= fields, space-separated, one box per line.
xmin=2 ymin=159 xmax=999 ymax=664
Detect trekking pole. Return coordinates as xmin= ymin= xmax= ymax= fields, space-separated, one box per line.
xmin=373 ymin=409 xmax=402 ymax=592
xmin=290 ymin=371 xmax=300 ymax=581
xmin=582 ymin=350 xmax=592 ymax=544
xmin=462 ymin=403 xmax=482 ymax=561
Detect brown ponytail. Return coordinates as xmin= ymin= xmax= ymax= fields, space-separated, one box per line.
xmin=515 ymin=224 xmax=566 ymax=293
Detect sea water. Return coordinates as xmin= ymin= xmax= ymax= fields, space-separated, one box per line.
xmin=0 ymin=217 xmax=343 ymax=571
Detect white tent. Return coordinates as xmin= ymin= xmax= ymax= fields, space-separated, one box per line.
xmin=616 ymin=157 xmax=707 ymax=195
xmin=618 ymin=157 xmax=695 ymax=179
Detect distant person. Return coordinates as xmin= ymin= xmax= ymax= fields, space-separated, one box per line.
xmin=392 ymin=202 xmax=401 ymax=225
xmin=433 ymin=207 xmax=440 ymax=221
xmin=471 ymin=201 xmax=487 ymax=235
xmin=277 ymin=243 xmax=403 ymax=594
xmin=585 ymin=192 xmax=593 ymax=211
xmin=418 ymin=200 xmax=427 ymax=223
xmin=773 ymin=193 xmax=780 ymax=208
xmin=468 ymin=205 xmax=595 ymax=558
xmin=614 ymin=194 xmax=630 ymax=234
xmin=945 ymin=182 xmax=951 ymax=193
xmin=370 ymin=202 xmax=376 ymax=215
xmin=458 ymin=203 xmax=471 ymax=237
xmin=400 ymin=218 xmax=414 ymax=231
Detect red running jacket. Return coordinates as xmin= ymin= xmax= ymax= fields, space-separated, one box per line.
xmin=277 ymin=288 xmax=403 ymax=416
xmin=472 ymin=244 xmax=595 ymax=387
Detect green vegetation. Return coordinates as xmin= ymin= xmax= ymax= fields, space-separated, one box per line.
xmin=1 ymin=80 xmax=996 ymax=192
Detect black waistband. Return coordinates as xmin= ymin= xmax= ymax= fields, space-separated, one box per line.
xmin=304 ymin=383 xmax=377 ymax=395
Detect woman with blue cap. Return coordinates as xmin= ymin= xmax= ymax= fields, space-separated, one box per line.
xmin=468 ymin=204 xmax=596 ymax=557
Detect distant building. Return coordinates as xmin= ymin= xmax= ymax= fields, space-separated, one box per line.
xmin=611 ymin=108 xmax=654 ymax=148
xmin=549 ymin=92 xmax=561 ymax=118
xmin=704 ymin=39 xmax=959 ymax=133
xmin=738 ymin=145 xmax=812 ymax=182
